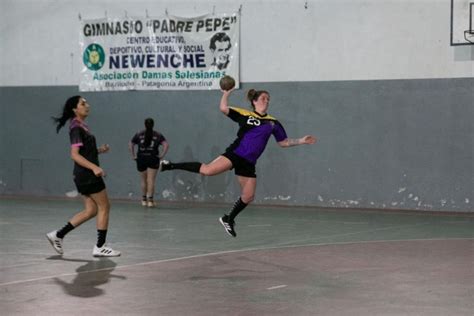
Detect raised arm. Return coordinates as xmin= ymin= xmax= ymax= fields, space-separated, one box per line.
xmin=219 ymin=88 xmax=234 ymax=115
xmin=278 ymin=135 xmax=317 ymax=148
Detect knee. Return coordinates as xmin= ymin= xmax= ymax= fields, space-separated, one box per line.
xmin=200 ymin=170 xmax=212 ymax=176
xmin=84 ymin=206 xmax=98 ymax=218
xmin=199 ymin=164 xmax=212 ymax=176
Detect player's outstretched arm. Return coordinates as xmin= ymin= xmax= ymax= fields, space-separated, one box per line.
xmin=278 ymin=135 xmax=317 ymax=148
xmin=219 ymin=88 xmax=234 ymax=115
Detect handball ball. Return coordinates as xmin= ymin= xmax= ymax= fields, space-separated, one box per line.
xmin=219 ymin=75 xmax=236 ymax=91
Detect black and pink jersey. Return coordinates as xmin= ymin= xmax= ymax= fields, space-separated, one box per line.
xmin=226 ymin=107 xmax=288 ymax=164
xmin=69 ymin=118 xmax=101 ymax=185
xmin=130 ymin=130 xmax=166 ymax=158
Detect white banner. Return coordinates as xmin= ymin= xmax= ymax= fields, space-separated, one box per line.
xmin=79 ymin=13 xmax=239 ymax=91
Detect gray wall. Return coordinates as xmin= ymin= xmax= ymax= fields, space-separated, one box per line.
xmin=1 ymin=78 xmax=473 ymax=211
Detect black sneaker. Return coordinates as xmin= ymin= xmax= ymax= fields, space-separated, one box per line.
xmin=219 ymin=215 xmax=236 ymax=237
xmin=159 ymin=160 xmax=171 ymax=171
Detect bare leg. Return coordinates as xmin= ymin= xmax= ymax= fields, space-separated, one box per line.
xmin=140 ymin=171 xmax=147 ymax=198
xmin=85 ymin=189 xmax=120 ymax=256
xmin=237 ymin=176 xmax=256 ymax=204
xmin=228 ymin=176 xmax=255 ymax=221
xmin=219 ymin=176 xmax=256 ymax=237
xmin=68 ymin=195 xmax=98 ymax=227
xmin=47 ymin=189 xmax=117 ymax=255
xmin=146 ymin=168 xmax=158 ymax=197
xmin=199 ymin=156 xmax=233 ymax=176
xmin=162 ymin=155 xmax=232 ymax=175
xmin=89 ymin=189 xmax=110 ymax=230
xmin=46 ymin=192 xmax=105 ymax=255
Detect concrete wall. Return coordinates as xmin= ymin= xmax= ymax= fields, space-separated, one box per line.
xmin=0 ymin=0 xmax=473 ymax=211
xmin=2 ymin=0 xmax=473 ymax=85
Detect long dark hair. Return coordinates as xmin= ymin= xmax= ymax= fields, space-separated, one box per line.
xmin=144 ymin=118 xmax=154 ymax=147
xmin=52 ymin=95 xmax=81 ymax=133
xmin=247 ymin=89 xmax=269 ymax=110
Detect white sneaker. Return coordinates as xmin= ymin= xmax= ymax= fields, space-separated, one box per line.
xmin=46 ymin=231 xmax=64 ymax=254
xmin=141 ymin=200 xmax=147 ymax=207
xmin=93 ymin=245 xmax=121 ymax=257
xmin=147 ymin=200 xmax=155 ymax=208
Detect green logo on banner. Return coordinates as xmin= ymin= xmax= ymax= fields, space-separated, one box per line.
xmin=83 ymin=44 xmax=105 ymax=71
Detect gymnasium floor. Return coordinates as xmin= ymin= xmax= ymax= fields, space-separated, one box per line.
xmin=0 ymin=197 xmax=473 ymax=315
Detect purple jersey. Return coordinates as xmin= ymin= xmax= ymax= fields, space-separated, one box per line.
xmin=131 ymin=130 xmax=166 ymax=157
xmin=226 ymin=107 xmax=287 ymax=164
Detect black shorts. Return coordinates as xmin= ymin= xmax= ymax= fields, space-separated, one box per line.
xmin=136 ymin=156 xmax=160 ymax=172
xmin=222 ymin=151 xmax=256 ymax=178
xmin=74 ymin=178 xmax=106 ymax=196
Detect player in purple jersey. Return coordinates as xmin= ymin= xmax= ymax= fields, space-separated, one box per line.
xmin=46 ymin=96 xmax=120 ymax=257
xmin=161 ymin=88 xmax=316 ymax=237
xmin=129 ymin=118 xmax=169 ymax=207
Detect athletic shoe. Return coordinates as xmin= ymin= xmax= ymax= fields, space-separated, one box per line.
xmin=93 ymin=245 xmax=121 ymax=257
xmin=147 ymin=200 xmax=155 ymax=208
xmin=219 ymin=215 xmax=236 ymax=237
xmin=141 ymin=200 xmax=147 ymax=207
xmin=46 ymin=230 xmax=64 ymax=255
xmin=160 ymin=160 xmax=171 ymax=171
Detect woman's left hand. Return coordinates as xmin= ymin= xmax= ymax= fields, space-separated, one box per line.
xmin=301 ymin=135 xmax=317 ymax=144
xmin=98 ymin=144 xmax=110 ymax=154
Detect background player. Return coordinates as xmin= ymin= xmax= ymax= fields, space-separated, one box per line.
xmin=129 ymin=117 xmax=169 ymax=207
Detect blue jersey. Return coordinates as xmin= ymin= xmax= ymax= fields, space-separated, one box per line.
xmin=226 ymin=107 xmax=287 ymax=164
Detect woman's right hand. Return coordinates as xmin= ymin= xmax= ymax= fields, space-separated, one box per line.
xmin=221 ymin=87 xmax=235 ymax=94
xmin=92 ymin=166 xmax=105 ymax=177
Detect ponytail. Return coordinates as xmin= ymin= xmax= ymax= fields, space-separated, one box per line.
xmin=144 ymin=118 xmax=154 ymax=147
xmin=52 ymin=95 xmax=81 ymax=133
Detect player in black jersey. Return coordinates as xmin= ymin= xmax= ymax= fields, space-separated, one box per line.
xmin=46 ymin=96 xmax=120 ymax=257
xmin=161 ymin=88 xmax=316 ymax=237
xmin=129 ymin=118 xmax=169 ymax=207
